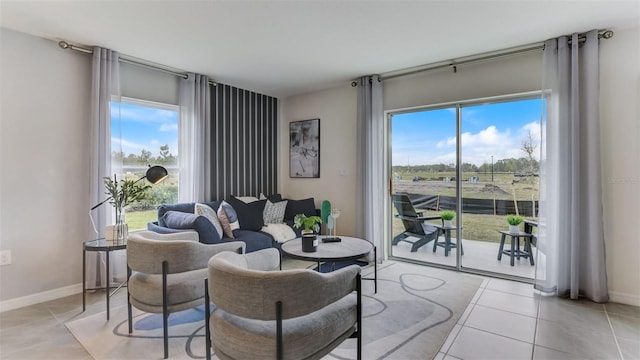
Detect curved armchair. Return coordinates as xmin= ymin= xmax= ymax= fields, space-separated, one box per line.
xmin=205 ymin=248 xmax=362 ymax=360
xmin=126 ymin=231 xmax=245 ymax=359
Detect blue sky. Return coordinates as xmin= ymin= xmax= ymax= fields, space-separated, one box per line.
xmin=392 ymin=98 xmax=543 ymax=167
xmin=111 ymin=102 xmax=179 ymax=157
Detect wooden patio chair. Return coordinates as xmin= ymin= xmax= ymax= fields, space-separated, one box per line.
xmin=391 ymin=194 xmax=442 ymax=252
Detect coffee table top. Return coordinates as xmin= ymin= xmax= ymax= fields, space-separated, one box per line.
xmin=281 ymin=236 xmax=373 ymax=262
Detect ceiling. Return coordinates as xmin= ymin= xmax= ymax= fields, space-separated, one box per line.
xmin=1 ymin=1 xmax=638 ymax=98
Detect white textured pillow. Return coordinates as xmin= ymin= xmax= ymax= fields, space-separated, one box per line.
xmin=194 ymin=203 xmax=223 ymax=238
xmin=263 ymin=200 xmax=288 ymax=224
xmin=233 ymin=196 xmax=259 ymax=203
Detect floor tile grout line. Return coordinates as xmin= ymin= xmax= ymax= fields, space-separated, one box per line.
xmin=472 ymin=302 xmax=539 ymax=320
xmin=463 ymin=322 xmax=535 ymax=346
xmin=530 ymin=287 xmax=543 ymax=360
xmin=603 ymin=303 xmax=626 ymax=360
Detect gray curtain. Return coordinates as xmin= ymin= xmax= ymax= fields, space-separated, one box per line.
xmin=178 ymin=73 xmax=211 ymax=202
xmin=89 ymin=47 xmax=121 ymax=287
xmin=355 ymin=75 xmax=384 ymax=264
xmin=535 ymin=30 xmax=608 ymax=302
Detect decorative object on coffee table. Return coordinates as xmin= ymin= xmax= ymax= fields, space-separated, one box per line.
xmin=293 ymin=213 xmax=322 ymax=252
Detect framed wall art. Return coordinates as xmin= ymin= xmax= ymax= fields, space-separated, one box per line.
xmin=289 ymin=118 xmax=320 ymax=178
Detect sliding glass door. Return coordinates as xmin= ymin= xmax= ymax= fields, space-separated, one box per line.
xmin=389 ymin=94 xmax=542 ymax=280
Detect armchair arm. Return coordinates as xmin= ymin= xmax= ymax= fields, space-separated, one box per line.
xmin=209 ymin=261 xmax=361 ymax=321
xmin=244 ymin=248 xmax=280 ymax=271
xmin=135 ymin=229 xmax=199 ymax=242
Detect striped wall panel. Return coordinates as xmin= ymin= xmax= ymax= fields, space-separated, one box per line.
xmin=210 ymin=84 xmax=278 ymax=201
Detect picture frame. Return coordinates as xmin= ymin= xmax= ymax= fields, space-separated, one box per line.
xmin=289 ymin=118 xmax=320 ymax=178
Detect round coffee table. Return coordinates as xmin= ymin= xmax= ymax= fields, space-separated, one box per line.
xmin=280 ymin=235 xmax=377 ymax=292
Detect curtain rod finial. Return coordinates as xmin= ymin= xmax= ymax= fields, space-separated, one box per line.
xmin=602 ymin=30 xmax=614 ymax=39
xmin=58 ymin=41 xmax=69 ymax=50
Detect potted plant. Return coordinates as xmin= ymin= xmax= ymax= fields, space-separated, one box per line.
xmin=506 ymin=214 xmax=524 ymax=233
xmin=103 ymin=174 xmax=151 ymax=241
xmin=293 ymin=214 xmax=322 ymax=252
xmin=440 ymin=210 xmax=456 ymax=228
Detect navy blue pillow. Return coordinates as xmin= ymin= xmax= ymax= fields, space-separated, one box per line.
xmin=157 ymin=201 xmax=219 ymax=227
xmin=284 ymin=197 xmax=316 ymax=221
xmin=162 ymin=210 xmax=221 ymax=244
xmin=227 ymin=197 xmax=267 ymax=231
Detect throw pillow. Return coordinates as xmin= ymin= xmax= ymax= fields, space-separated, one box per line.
xmin=263 ymin=199 xmax=288 ymax=224
xmin=162 ymin=211 xmax=221 ymax=244
xmin=259 ymin=193 xmax=283 ymax=203
xmin=227 ymin=196 xmax=267 ymax=231
xmin=233 ymin=195 xmax=260 ymax=203
xmin=194 ymin=203 xmax=224 ymax=239
xmin=217 ymin=200 xmax=240 ymax=238
xmin=284 ymin=197 xmax=316 ymax=221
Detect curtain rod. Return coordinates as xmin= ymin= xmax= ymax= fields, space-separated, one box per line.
xmin=373 ymin=29 xmax=614 ymax=82
xmin=58 ymin=40 xmax=218 ymax=86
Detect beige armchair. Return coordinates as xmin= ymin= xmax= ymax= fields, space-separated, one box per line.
xmin=126 ymin=230 xmax=245 ymax=359
xmin=205 ymin=248 xmax=362 ymax=360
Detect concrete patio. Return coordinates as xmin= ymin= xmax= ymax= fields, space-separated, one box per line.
xmin=390 ymin=235 xmax=547 ymax=280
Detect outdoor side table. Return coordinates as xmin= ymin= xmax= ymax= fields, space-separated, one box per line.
xmin=83 ymin=238 xmax=127 ymax=320
xmin=432 ymin=224 xmax=463 ymax=257
xmin=497 ymin=231 xmax=535 ymax=266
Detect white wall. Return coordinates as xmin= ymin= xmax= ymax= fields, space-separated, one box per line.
xmin=0 ymin=28 xmax=181 ymax=310
xmin=279 ymin=85 xmax=358 ymax=236
xmin=0 ymin=28 xmax=92 ymax=305
xmin=281 ymin=26 xmax=640 ymax=305
xmin=599 ymin=27 xmax=640 ymax=305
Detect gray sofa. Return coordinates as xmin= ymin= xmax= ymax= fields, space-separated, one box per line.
xmin=147 ymin=196 xmax=319 ymax=253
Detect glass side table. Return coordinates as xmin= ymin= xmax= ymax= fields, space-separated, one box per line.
xmin=83 ymin=238 xmax=127 ymax=320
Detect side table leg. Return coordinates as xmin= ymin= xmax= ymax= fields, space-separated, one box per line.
xmin=374 ymin=247 xmax=377 ymax=294
xmin=106 ymin=250 xmax=110 ymax=321
xmin=498 ymin=234 xmax=506 ymax=260
xmin=510 ymin=236 xmax=515 ymax=266
xmin=82 ymin=247 xmax=86 ymax=312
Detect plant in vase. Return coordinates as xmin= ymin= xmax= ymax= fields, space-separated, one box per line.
xmin=103 ymin=174 xmax=151 ymax=241
xmin=293 ymin=214 xmax=322 ymax=252
xmin=506 ymin=214 xmax=524 ymax=233
xmin=440 ymin=210 xmax=456 ymax=228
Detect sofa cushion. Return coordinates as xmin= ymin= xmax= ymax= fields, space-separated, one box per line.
xmin=157 ymin=201 xmax=219 ymax=227
xmin=162 ymin=211 xmax=221 ymax=244
xmin=263 ymin=200 xmax=288 ymax=224
xmin=259 ymin=193 xmax=283 ymax=203
xmin=227 ymin=196 xmax=267 ymax=231
xmin=284 ymin=197 xmax=316 ymax=221
xmin=194 ymin=203 xmax=224 ymax=238
xmin=217 ymin=201 xmax=240 ymax=238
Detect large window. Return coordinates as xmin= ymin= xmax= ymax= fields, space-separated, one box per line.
xmin=389 ymin=93 xmax=543 ymax=279
xmin=111 ymin=97 xmax=179 ymax=230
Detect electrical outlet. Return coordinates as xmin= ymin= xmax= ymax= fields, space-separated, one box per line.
xmin=0 ymin=250 xmax=11 ymax=266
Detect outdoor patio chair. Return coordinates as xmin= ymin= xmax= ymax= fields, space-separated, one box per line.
xmin=391 ymin=193 xmax=443 ymax=252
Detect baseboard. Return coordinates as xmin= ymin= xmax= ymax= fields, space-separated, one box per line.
xmin=609 ymin=290 xmax=640 ymax=307
xmin=0 ymin=283 xmax=82 ymax=313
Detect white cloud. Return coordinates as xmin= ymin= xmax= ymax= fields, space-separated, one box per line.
xmin=393 ymin=123 xmax=542 ymax=167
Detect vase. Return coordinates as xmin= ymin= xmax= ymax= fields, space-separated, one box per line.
xmin=110 ymin=209 xmax=128 ymax=243
xmin=509 ymin=224 xmax=520 ymax=233
xmin=443 ymin=220 xmax=453 ymax=228
xmin=301 ymin=233 xmax=318 ymax=253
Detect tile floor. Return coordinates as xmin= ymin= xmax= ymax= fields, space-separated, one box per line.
xmin=1 ymin=264 xmax=639 ymax=359
xmin=436 ymin=277 xmax=640 ymax=360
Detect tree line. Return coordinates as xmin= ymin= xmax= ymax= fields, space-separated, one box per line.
xmin=112 ymin=144 xmax=177 ymax=166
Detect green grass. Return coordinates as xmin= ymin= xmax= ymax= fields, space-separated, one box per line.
xmin=125 ymin=209 xmax=157 ymax=231
xmin=391 ymin=171 xmax=538 ymax=242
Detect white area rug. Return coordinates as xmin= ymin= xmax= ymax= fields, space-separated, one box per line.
xmin=66 ymin=261 xmax=482 ymax=360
